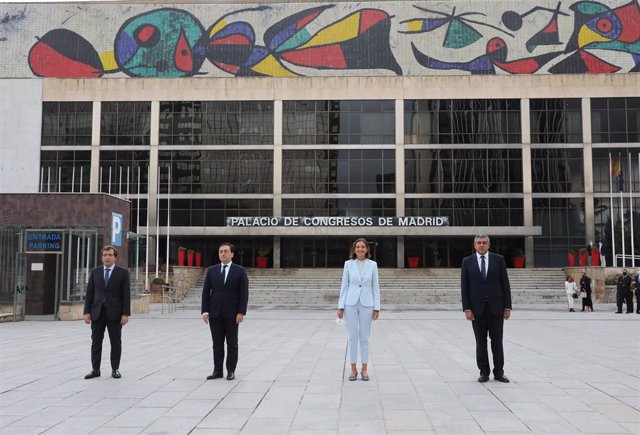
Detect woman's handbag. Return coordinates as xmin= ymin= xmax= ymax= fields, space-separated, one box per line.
xmin=572 ymin=292 xmax=579 ymax=299
xmin=580 ymin=291 xmax=587 ymax=298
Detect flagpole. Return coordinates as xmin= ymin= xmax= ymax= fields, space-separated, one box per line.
xmin=619 ymin=153 xmax=625 ymax=267
xmin=609 ymin=152 xmax=616 ymax=267
xmin=144 ymin=166 xmax=150 ymax=292
xmin=165 ymin=165 xmax=171 ymax=285
xmin=628 ymin=152 xmax=635 ymax=267
xmin=155 ymin=165 xmax=160 ymax=279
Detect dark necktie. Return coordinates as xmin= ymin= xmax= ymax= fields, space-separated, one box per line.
xmin=480 ymin=256 xmax=486 ymax=280
xmin=104 ymin=268 xmax=111 ymax=285
xmin=220 ymin=265 xmax=227 ymax=283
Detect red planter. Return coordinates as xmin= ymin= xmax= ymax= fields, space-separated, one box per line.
xmin=512 ymin=256 xmax=525 ymax=268
xmin=177 ymin=249 xmax=186 ymax=266
xmin=407 ymin=256 xmax=419 ymax=268
xmin=187 ymin=251 xmax=194 ymax=267
xmin=567 ymin=252 xmax=575 ymax=267
xmin=591 ymin=250 xmax=600 ymax=266
xmin=256 ymin=257 xmax=268 ymax=268
xmin=195 ymin=251 xmax=202 ymax=267
xmin=578 ymin=251 xmax=587 ymax=267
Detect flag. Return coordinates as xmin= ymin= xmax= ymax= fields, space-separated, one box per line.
xmin=612 ymin=157 xmax=621 ymax=177
xmin=618 ymin=170 xmax=624 ymax=192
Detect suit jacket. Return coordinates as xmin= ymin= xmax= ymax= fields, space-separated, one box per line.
xmin=461 ymin=252 xmax=512 ymax=317
xmin=83 ymin=265 xmax=131 ymax=322
xmin=338 ymin=259 xmax=381 ymax=310
xmin=201 ymin=263 xmax=249 ymax=319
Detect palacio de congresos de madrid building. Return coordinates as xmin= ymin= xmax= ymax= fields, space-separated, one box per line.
xmin=0 ymin=0 xmax=638 ymax=271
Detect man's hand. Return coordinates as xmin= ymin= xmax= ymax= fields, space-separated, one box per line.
xmin=337 ymin=309 xmax=344 ymax=319
xmin=236 ymin=313 xmax=244 ymax=324
xmin=372 ymin=310 xmax=380 ymax=321
xmin=120 ymin=315 xmax=129 ymax=326
xmin=465 ymin=310 xmax=474 ymax=321
xmin=83 ymin=313 xmax=91 ymax=324
xmin=202 ymin=313 xmax=209 ymax=324
xmin=503 ymin=309 xmax=511 ymax=320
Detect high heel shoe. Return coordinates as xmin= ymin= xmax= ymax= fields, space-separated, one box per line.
xmin=348 ymin=371 xmax=358 ymax=381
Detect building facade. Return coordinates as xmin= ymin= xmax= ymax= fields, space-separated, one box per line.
xmin=1 ymin=0 xmax=639 ymax=269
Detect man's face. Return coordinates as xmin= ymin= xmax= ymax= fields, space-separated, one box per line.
xmin=623 ymin=269 xmax=627 ymax=275
xmin=219 ymin=245 xmax=234 ymax=264
xmin=474 ymin=238 xmax=490 ymax=255
xmin=102 ymin=249 xmax=116 ymax=268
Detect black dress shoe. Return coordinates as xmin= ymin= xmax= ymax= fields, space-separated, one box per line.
xmin=206 ymin=371 xmax=223 ymax=380
xmin=615 ymin=311 xmax=622 ymax=314
xmin=84 ymin=370 xmax=100 ymax=379
xmin=494 ymin=375 xmax=510 ymax=383
xmin=477 ymin=375 xmax=489 ymax=383
xmin=226 ymin=372 xmax=235 ymax=380
xmin=111 ymin=369 xmax=121 ymax=379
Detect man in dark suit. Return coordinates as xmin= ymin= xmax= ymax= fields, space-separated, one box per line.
xmin=202 ymin=242 xmax=249 ymax=381
xmin=83 ymin=245 xmax=131 ymax=379
xmin=461 ymin=234 xmax=512 ymax=383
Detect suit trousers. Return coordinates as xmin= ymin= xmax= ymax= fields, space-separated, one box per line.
xmin=471 ymin=304 xmax=504 ymax=377
xmin=90 ymin=306 xmax=122 ymax=371
xmin=209 ymin=316 xmax=239 ymax=373
xmin=344 ymin=300 xmax=374 ymax=364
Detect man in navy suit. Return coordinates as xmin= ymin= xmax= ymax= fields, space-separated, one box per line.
xmin=83 ymin=245 xmax=131 ymax=379
xmin=461 ymin=234 xmax=512 ymax=383
xmin=201 ymin=242 xmax=249 ymax=381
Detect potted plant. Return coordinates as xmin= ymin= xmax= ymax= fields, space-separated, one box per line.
xmin=590 ymin=246 xmax=600 ymax=266
xmin=567 ymin=249 xmax=576 ymax=267
xmin=512 ymin=248 xmax=525 ymax=268
xmin=256 ymin=245 xmax=270 ymax=268
xmin=578 ymin=248 xmax=587 ymax=267
xmin=195 ymin=251 xmax=202 ymax=267
xmin=150 ymin=277 xmax=165 ymax=293
xmin=407 ymin=256 xmax=419 ymax=268
xmin=187 ymin=249 xmax=195 ymax=267
xmin=177 ymin=246 xmax=187 ymax=266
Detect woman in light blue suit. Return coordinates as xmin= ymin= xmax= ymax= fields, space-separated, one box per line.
xmin=337 ymin=238 xmax=381 ymax=381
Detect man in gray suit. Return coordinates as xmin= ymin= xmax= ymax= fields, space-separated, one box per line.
xmin=461 ymin=234 xmax=512 ymax=383
xmin=83 ymin=245 xmax=131 ymax=379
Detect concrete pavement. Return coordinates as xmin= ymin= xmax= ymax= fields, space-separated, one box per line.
xmin=1 ymin=303 xmax=639 ymax=434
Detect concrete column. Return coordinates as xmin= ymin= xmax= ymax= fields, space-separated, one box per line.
xmin=395 ymin=99 xmax=405 ymax=267
xmin=582 ymin=97 xmax=595 ymax=246
xmin=273 ymin=236 xmax=281 ymax=269
xmin=89 ymin=101 xmax=101 ymax=192
xmin=146 ymin=100 xmax=160 ymax=260
xmin=520 ymin=98 xmax=534 ymax=266
xmin=273 ymin=100 xmax=282 ymax=217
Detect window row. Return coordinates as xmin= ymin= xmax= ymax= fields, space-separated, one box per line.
xmin=43 ymin=98 xmax=640 ymax=147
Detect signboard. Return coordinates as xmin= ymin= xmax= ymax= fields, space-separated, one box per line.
xmin=112 ymin=212 xmax=123 ymax=247
xmin=227 ymin=216 xmax=449 ymax=227
xmin=25 ymin=230 xmax=63 ymax=253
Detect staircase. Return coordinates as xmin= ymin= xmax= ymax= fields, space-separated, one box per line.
xmin=179 ymin=267 xmax=568 ymax=308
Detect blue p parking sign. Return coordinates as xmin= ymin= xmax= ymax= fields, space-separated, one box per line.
xmin=112 ymin=212 xmax=123 ymax=247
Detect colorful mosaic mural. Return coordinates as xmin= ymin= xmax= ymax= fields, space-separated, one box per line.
xmin=0 ymin=0 xmax=638 ymax=78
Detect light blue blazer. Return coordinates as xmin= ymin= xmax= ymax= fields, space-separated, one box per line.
xmin=338 ymin=259 xmax=381 ymax=310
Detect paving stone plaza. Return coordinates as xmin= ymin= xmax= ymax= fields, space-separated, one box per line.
xmin=1 ymin=304 xmax=639 ymax=435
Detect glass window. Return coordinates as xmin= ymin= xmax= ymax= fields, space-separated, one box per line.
xmin=282 ymin=198 xmax=395 ymax=217
xmin=405 ymin=198 xmax=523 ymax=226
xmin=158 ymin=199 xmax=272 ymax=226
xmin=39 ymin=150 xmax=91 ymax=192
xmin=283 ymin=149 xmax=395 ymax=194
xmin=159 ymin=101 xmax=274 ymax=145
xmin=591 ymin=148 xmax=640 ymax=194
xmin=283 ymin=100 xmax=395 ymax=145
xmin=404 ymin=99 xmax=521 ymax=144
xmin=405 ymin=149 xmax=522 ymax=193
xmin=530 ymin=99 xmax=582 ymax=143
xmin=158 ymin=150 xmax=273 ymax=194
xmin=101 ymin=102 xmax=150 ymax=146
xmin=533 ymin=198 xmax=585 ymax=266
xmin=531 ymin=148 xmax=584 ymax=193
xmin=591 ymin=97 xmax=640 ymax=143
xmin=99 ymin=150 xmax=150 ymax=194
xmin=42 ymin=102 xmax=92 ymax=145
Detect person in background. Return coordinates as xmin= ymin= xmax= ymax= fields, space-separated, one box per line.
xmin=564 ymin=275 xmax=577 ymax=312
xmin=615 ymin=268 xmax=633 ymax=314
xmin=337 ymin=238 xmax=381 ymax=382
xmin=580 ymin=271 xmax=593 ymax=312
xmin=634 ymin=271 xmax=640 ymax=314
